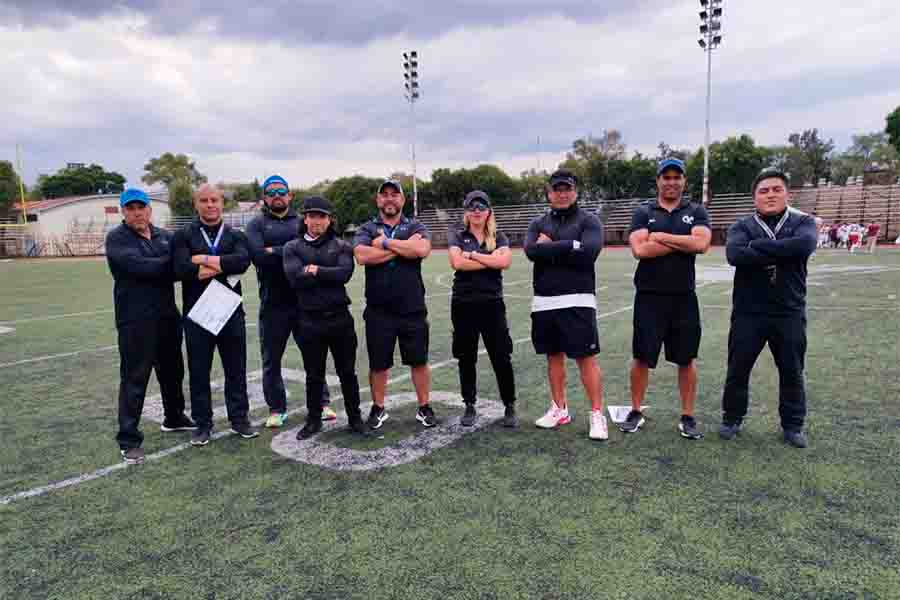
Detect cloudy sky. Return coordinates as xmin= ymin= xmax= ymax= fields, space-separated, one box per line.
xmin=2 ymin=1 xmax=899 ymax=188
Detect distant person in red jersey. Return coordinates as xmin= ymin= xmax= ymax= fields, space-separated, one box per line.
xmin=866 ymin=221 xmax=881 ymax=253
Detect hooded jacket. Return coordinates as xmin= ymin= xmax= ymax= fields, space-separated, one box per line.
xmin=283 ymin=224 xmax=354 ymax=313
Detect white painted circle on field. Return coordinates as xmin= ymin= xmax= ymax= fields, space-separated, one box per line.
xmin=889 ymin=295 xmax=897 ymax=300
xmin=0 ymin=326 xmax=14 ymax=335
xmin=271 ymin=391 xmax=505 ymax=471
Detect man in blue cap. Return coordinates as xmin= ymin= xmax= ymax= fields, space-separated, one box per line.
xmin=623 ymin=158 xmax=711 ymax=440
xmin=106 ymin=188 xmax=194 ymax=465
xmin=245 ymin=175 xmax=331 ymax=428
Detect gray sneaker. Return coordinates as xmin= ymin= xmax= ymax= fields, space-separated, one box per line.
xmin=783 ymin=430 xmax=808 ymax=448
xmin=190 ymin=429 xmax=211 ymax=447
xmin=718 ymin=422 xmax=742 ymax=440
xmin=120 ymin=447 xmax=145 ymax=465
xmin=678 ymin=415 xmax=704 ymax=440
xmin=460 ymin=403 xmax=477 ymax=427
xmin=501 ymin=405 xmax=520 ymax=428
xmin=618 ymin=410 xmax=645 ymax=433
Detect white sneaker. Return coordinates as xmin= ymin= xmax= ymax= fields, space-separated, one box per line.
xmin=589 ymin=410 xmax=608 ymax=441
xmin=535 ymin=403 xmax=571 ymax=429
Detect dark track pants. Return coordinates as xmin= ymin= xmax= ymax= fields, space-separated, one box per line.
xmin=451 ymin=299 xmax=516 ymax=406
xmin=116 ymin=317 xmax=186 ymax=450
xmin=296 ymin=309 xmax=361 ymax=424
xmin=259 ymin=303 xmax=329 ymax=413
xmin=185 ymin=312 xmax=249 ymax=431
xmin=722 ymin=311 xmax=808 ymax=431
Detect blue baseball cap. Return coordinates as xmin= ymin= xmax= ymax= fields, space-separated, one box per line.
xmin=120 ymin=188 xmax=150 ymax=207
xmin=657 ymin=158 xmax=686 ymax=176
xmin=262 ymin=175 xmax=289 ymax=190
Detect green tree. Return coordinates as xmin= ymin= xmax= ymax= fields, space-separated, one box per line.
xmin=786 ymin=129 xmax=834 ymax=185
xmin=323 ymin=175 xmax=383 ymax=232
xmin=39 ymin=163 xmax=126 ymax=198
xmin=886 ymin=106 xmax=900 ymax=154
xmin=0 ymin=161 xmax=24 ymax=214
xmin=141 ymin=153 xmax=207 ymax=187
xmin=168 ymin=179 xmax=195 ymax=217
xmin=687 ymin=135 xmax=770 ymax=198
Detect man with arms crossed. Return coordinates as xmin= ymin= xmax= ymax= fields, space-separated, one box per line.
xmin=353 ymin=180 xmax=436 ymax=429
xmin=623 ymin=158 xmax=711 ymax=439
xmin=245 ymin=175 xmax=332 ymax=429
xmin=721 ymin=168 xmax=817 ymax=448
xmin=525 ymin=169 xmax=607 ymax=440
xmin=107 ymin=188 xmax=194 ymax=464
xmin=173 ymin=184 xmax=258 ymax=446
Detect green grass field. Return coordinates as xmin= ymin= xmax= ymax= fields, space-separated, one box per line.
xmin=1 ymin=248 xmax=898 ymax=599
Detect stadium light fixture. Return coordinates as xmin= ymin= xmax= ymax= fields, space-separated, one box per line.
xmin=403 ymin=51 xmax=421 ymax=216
xmin=698 ymin=0 xmax=723 ymax=205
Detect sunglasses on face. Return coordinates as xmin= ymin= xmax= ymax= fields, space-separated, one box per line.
xmin=265 ymin=188 xmax=289 ymax=197
xmin=466 ymin=205 xmax=489 ymax=213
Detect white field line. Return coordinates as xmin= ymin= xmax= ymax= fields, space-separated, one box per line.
xmin=0 ymin=309 xmax=114 ymax=325
xmin=703 ymin=304 xmax=897 ymax=312
xmin=0 ymin=345 xmax=118 ymax=369
xmin=0 ymin=296 xmax=639 ymax=505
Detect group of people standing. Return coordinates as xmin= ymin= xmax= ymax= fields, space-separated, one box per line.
xmin=817 ymin=220 xmax=881 ymax=253
xmin=107 ymin=159 xmax=817 ymax=465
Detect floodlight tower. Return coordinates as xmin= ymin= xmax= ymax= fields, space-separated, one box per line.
xmin=403 ymin=51 xmax=420 ymax=216
xmin=698 ymin=0 xmax=723 ymax=205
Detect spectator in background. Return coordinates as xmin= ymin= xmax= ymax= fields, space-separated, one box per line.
xmin=866 ymin=221 xmax=881 ymax=253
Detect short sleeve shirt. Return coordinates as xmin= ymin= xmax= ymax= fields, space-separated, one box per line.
xmin=352 ymin=216 xmax=431 ymax=315
xmin=447 ymin=226 xmax=509 ymax=303
xmin=629 ymin=198 xmax=710 ymax=294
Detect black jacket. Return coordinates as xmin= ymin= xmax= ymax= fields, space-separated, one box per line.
xmin=172 ymin=219 xmax=252 ymax=315
xmin=726 ymin=208 xmax=817 ymax=315
xmin=245 ymin=207 xmax=300 ymax=307
xmin=283 ymin=228 xmax=354 ymax=313
xmin=524 ymin=203 xmax=604 ymax=297
xmin=105 ymin=223 xmax=179 ymax=328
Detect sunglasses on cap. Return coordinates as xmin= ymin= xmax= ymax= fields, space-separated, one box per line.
xmin=265 ymin=188 xmax=289 ymax=197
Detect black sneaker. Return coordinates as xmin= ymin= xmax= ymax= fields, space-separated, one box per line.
xmin=348 ymin=418 xmax=372 ymax=437
xmin=678 ymin=415 xmax=704 ymax=440
xmin=230 ymin=422 xmax=259 ymax=439
xmin=783 ymin=429 xmax=808 ymax=448
xmin=160 ymin=413 xmax=197 ymax=432
xmin=367 ymin=405 xmax=389 ymax=430
xmin=618 ymin=409 xmax=645 ymax=433
xmin=501 ymin=405 xmax=520 ymax=428
xmin=120 ymin=447 xmax=145 ymax=465
xmin=296 ymin=421 xmax=323 ymax=440
xmin=416 ymin=404 xmax=437 ymax=428
xmin=718 ymin=421 xmax=742 ymax=440
xmin=460 ymin=403 xmax=477 ymax=427
xmin=190 ymin=429 xmax=210 ymax=447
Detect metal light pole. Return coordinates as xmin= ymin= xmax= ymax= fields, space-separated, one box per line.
xmin=403 ymin=51 xmax=420 ymax=216
xmin=698 ymin=0 xmax=723 ymax=205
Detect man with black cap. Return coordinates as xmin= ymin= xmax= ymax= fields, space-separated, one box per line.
xmin=245 ymin=175 xmax=331 ymax=429
xmin=283 ymin=196 xmax=369 ymax=439
xmin=525 ymin=169 xmax=608 ymax=440
xmin=721 ymin=168 xmax=817 ymax=448
xmin=106 ymin=188 xmax=194 ymax=465
xmin=447 ymin=190 xmax=518 ymax=428
xmin=172 ymin=184 xmax=258 ymax=446
xmin=623 ymin=158 xmax=711 ymax=440
xmin=353 ymin=179 xmax=435 ymax=430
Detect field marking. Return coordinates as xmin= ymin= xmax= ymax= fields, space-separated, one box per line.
xmin=0 ymin=345 xmax=118 ymax=369
xmin=271 ymin=392 xmax=504 ymax=471
xmin=1 ymin=308 xmax=114 ymax=325
xmin=0 ymin=326 xmax=14 ymax=335
xmin=703 ymin=304 xmax=897 ymax=312
xmin=0 ymin=294 xmax=643 ymax=505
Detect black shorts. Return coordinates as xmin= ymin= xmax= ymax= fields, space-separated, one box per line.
xmin=632 ymin=292 xmax=701 ymax=368
xmin=364 ymin=307 xmax=429 ymax=371
xmin=531 ymin=307 xmax=599 ymax=358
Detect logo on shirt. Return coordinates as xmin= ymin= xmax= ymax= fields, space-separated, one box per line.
xmin=648 ymin=219 xmax=656 ymax=224
xmin=682 ymin=215 xmax=695 ymax=225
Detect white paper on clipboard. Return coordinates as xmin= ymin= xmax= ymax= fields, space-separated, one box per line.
xmin=187 ymin=279 xmax=242 ymax=336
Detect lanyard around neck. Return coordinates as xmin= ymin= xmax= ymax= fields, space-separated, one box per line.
xmin=753 ymin=210 xmax=790 ymax=240
xmin=200 ymin=224 xmax=224 ymax=255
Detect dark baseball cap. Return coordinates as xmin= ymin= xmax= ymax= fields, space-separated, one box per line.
xmin=752 ymin=168 xmax=790 ymax=193
xmin=302 ymin=196 xmax=333 ymax=216
xmin=657 ymin=158 xmax=686 ymax=176
xmin=549 ymin=169 xmax=577 ymax=188
xmin=377 ymin=179 xmax=404 ymax=195
xmin=463 ymin=190 xmax=491 ymax=210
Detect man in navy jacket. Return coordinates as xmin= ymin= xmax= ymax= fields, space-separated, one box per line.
xmin=721 ymin=168 xmax=817 ymax=448
xmin=172 ymin=184 xmax=258 ymax=446
xmin=106 ymin=188 xmax=194 ymax=465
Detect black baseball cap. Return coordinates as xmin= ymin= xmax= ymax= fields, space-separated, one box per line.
xmin=549 ymin=169 xmax=577 ymax=188
xmin=377 ymin=179 xmax=404 ymax=195
xmin=463 ymin=190 xmax=491 ymax=210
xmin=752 ymin=168 xmax=790 ymax=194
xmin=302 ymin=196 xmax=333 ymax=216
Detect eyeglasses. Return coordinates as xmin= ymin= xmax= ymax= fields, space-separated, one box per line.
xmin=265 ymin=188 xmax=289 ymax=197
xmin=466 ymin=205 xmax=489 ymax=213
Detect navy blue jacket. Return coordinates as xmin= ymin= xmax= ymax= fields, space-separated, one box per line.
xmin=726 ymin=209 xmax=817 ymax=315
xmin=245 ymin=207 xmax=300 ymax=308
xmin=524 ymin=203 xmax=603 ymax=297
xmin=172 ymin=220 xmax=252 ymax=315
xmin=105 ymin=223 xmax=179 ymax=328
xmin=283 ymin=228 xmax=354 ymax=313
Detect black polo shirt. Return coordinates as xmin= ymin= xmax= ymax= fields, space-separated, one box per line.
xmin=629 ymin=198 xmax=710 ymax=294
xmin=352 ymin=215 xmax=431 ymax=315
xmin=447 ymin=226 xmax=509 ymax=303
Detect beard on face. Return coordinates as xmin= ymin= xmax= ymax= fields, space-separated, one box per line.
xmin=381 ymin=202 xmax=400 ymax=216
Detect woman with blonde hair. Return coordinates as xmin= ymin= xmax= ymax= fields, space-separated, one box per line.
xmin=447 ymin=190 xmax=518 ymax=427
